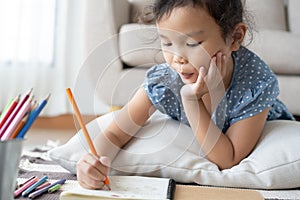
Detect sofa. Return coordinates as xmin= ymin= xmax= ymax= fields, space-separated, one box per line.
xmin=85 ymin=0 xmax=300 ymax=117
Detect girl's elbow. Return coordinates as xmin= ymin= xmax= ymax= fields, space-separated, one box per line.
xmin=214 ymin=157 xmax=242 ymax=170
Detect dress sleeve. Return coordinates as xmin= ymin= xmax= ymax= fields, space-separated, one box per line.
xmin=143 ymin=64 xmax=183 ymax=118
xmin=229 ymin=75 xmax=279 ymax=125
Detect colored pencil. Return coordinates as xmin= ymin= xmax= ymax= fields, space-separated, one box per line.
xmin=16 ymin=94 xmax=50 ymax=139
xmin=34 ymin=182 xmax=51 ymax=191
xmin=1 ymin=97 xmax=32 ymax=140
xmin=48 ymin=183 xmax=61 ymax=193
xmin=17 ymin=176 xmax=36 ymax=188
xmin=28 ymin=178 xmax=66 ymax=199
xmin=0 ymin=95 xmax=20 ymax=130
xmin=65 ymin=88 xmax=111 ymax=190
xmin=0 ymin=89 xmax=32 ymax=137
xmin=14 ymin=176 xmax=39 ymax=197
xmin=0 ymin=98 xmax=13 ymax=121
xmin=22 ymin=175 xmax=48 ymax=197
xmin=9 ymin=113 xmax=29 ymax=139
xmin=66 ymin=88 xmax=97 ymax=154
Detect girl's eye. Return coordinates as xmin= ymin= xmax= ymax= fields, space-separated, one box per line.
xmin=162 ymin=42 xmax=172 ymax=47
xmin=186 ymin=42 xmax=202 ymax=47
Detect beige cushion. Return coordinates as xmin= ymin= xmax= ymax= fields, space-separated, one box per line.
xmin=288 ymin=0 xmax=300 ymax=34
xmin=128 ymin=0 xmax=154 ymax=23
xmin=249 ymin=30 xmax=300 ymax=75
xmin=245 ymin=0 xmax=287 ymax=30
xmin=48 ymin=111 xmax=300 ymax=189
xmin=119 ymin=23 xmax=164 ymax=67
xmin=278 ymin=75 xmax=300 ymax=116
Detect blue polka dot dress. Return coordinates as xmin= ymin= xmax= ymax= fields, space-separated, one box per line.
xmin=143 ymin=46 xmax=295 ymax=133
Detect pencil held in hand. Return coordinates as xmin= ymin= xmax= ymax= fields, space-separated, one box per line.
xmin=65 ymin=88 xmax=111 ymax=190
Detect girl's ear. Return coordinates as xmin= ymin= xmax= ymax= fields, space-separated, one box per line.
xmin=230 ymin=23 xmax=247 ymax=51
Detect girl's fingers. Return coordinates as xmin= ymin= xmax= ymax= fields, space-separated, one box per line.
xmin=77 ymin=156 xmax=102 ymax=181
xmin=84 ymin=154 xmax=108 ymax=178
xmin=216 ymin=52 xmax=226 ymax=78
xmin=88 ymin=154 xmax=110 ymax=178
xmin=221 ymin=55 xmax=226 ymax=77
xmin=213 ymin=54 xmax=225 ymax=79
xmin=207 ymin=55 xmax=224 ymax=91
xmin=208 ymin=57 xmax=217 ymax=78
xmin=99 ymin=156 xmax=111 ymax=176
xmin=77 ymin=153 xmax=109 ymax=189
xmin=195 ymin=66 xmax=206 ymax=89
xmin=216 ymin=52 xmax=222 ymax=68
xmin=77 ymin=161 xmax=105 ymax=189
xmin=78 ymin=168 xmax=105 ymax=189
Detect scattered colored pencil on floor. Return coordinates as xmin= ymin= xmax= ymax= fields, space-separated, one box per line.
xmin=0 ymin=88 xmax=50 ymax=141
xmin=14 ymin=176 xmax=66 ymax=199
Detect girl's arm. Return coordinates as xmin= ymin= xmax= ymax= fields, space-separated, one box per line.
xmin=77 ymin=87 xmax=155 ymax=189
xmin=181 ymin=54 xmax=269 ymax=170
xmin=182 ymin=95 xmax=269 ymax=170
xmin=94 ymin=87 xmax=156 ymax=161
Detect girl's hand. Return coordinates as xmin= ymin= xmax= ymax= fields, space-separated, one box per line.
xmin=181 ymin=52 xmax=226 ymax=100
xmin=76 ymin=153 xmax=111 ymax=190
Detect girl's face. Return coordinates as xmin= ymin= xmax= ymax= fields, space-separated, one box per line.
xmin=157 ymin=6 xmax=235 ymax=84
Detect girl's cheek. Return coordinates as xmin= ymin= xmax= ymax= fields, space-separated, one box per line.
xmin=187 ymin=47 xmax=211 ymax=70
xmin=162 ymin=51 xmax=172 ymax=64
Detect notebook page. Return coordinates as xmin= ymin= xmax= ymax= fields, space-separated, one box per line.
xmin=61 ymin=176 xmax=172 ymax=199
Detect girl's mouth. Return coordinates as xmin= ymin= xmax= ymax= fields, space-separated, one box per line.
xmin=180 ymin=72 xmax=194 ymax=80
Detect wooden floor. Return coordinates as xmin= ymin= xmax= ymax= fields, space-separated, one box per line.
xmin=31 ymin=114 xmax=99 ymax=130
xmin=23 ymin=114 xmax=98 ymax=151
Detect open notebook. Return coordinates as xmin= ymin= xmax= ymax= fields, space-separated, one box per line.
xmin=60 ymin=176 xmax=176 ymax=200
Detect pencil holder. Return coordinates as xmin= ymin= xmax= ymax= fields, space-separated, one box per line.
xmin=0 ymin=139 xmax=23 ymax=200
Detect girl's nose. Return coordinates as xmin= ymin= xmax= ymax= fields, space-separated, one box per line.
xmin=174 ymin=54 xmax=187 ymax=64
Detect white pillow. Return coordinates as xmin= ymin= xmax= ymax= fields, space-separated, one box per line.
xmin=48 ymin=111 xmax=300 ymax=189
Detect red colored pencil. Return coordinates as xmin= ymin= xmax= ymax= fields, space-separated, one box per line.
xmin=1 ymin=97 xmax=32 ymax=140
xmin=0 ymin=88 xmax=32 ymax=138
xmin=0 ymin=95 xmax=20 ymax=129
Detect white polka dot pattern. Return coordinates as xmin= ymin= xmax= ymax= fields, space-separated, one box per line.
xmin=143 ymin=46 xmax=294 ymax=133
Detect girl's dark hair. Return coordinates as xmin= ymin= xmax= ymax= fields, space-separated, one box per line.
xmin=142 ymin=0 xmax=254 ymax=43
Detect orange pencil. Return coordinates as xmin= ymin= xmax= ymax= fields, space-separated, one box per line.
xmin=9 ymin=113 xmax=29 ymax=139
xmin=66 ymin=88 xmax=111 ymax=190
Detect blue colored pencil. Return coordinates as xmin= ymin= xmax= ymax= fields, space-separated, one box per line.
xmin=28 ymin=178 xmax=66 ymax=199
xmin=16 ymin=94 xmax=50 ymax=139
xmin=22 ymin=176 xmax=48 ymax=197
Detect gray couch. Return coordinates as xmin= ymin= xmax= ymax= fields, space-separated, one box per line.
xmin=87 ymin=0 xmax=300 ymax=117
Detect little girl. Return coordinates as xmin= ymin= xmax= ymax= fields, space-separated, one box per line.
xmin=76 ymin=0 xmax=294 ymax=189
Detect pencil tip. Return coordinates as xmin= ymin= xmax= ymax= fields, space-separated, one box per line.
xmin=105 ymin=184 xmax=111 ymax=191
xmin=28 ymin=88 xmax=33 ymax=94
xmin=46 ymin=94 xmax=51 ymax=101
